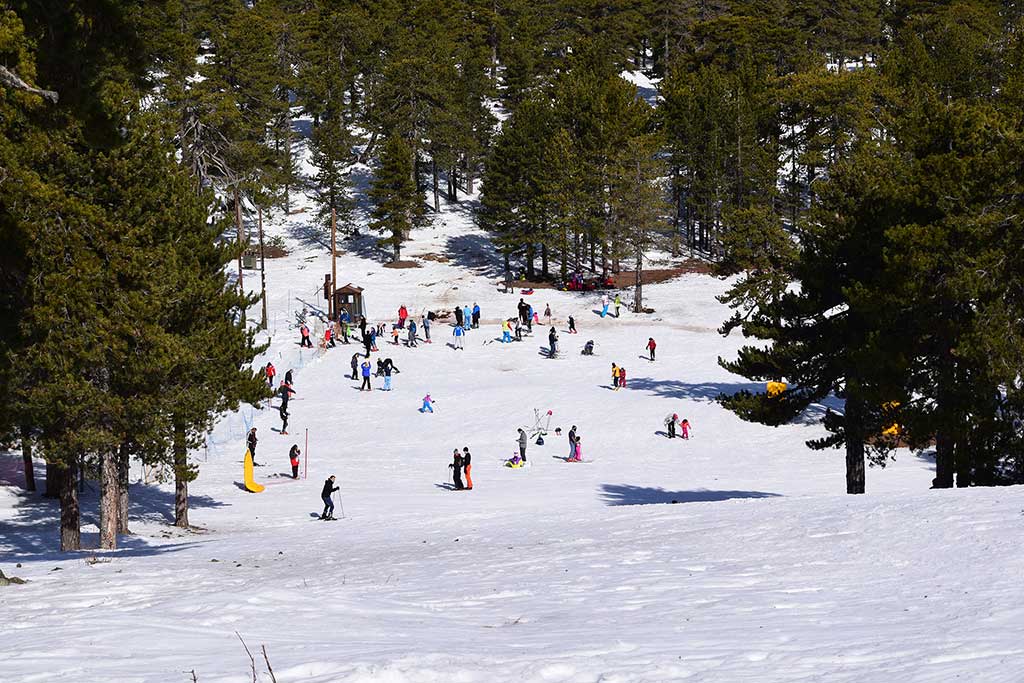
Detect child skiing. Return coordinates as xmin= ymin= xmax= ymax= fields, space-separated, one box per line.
xmin=619 ymin=366 xmax=627 ymax=389
xmin=544 ymin=304 xmax=552 ymax=324
xmin=321 ymin=476 xmax=339 ymax=519
xmin=646 ymin=337 xmax=656 ymax=361
xmin=289 ymin=444 xmax=301 ymax=478
xmin=449 ymin=450 xmax=465 ymax=490
xmin=548 ymin=327 xmax=558 ymax=358
xmin=391 ymin=325 xmax=400 ymax=345
xmin=420 ymin=394 xmax=435 ymax=413
xmin=408 ymin=319 xmax=418 ymax=347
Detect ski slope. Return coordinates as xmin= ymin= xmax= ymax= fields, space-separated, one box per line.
xmin=2 ymin=124 xmax=1023 ymax=683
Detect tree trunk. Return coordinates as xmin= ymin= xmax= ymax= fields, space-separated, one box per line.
xmin=954 ymin=440 xmax=972 ymax=487
xmin=284 ymin=106 xmax=292 ymax=213
xmin=45 ymin=459 xmax=60 ymax=498
xmin=258 ymin=207 xmax=268 ymax=330
xmin=934 ymin=430 xmax=955 ymax=488
xmin=174 ymin=423 xmax=190 ymax=528
xmin=541 ymin=243 xmax=549 ymax=278
xmin=99 ymin=449 xmax=119 ymax=549
xmin=59 ymin=459 xmax=81 ymax=551
xmin=844 ymin=399 xmax=866 ymax=494
xmin=117 ymin=441 xmax=130 ymax=534
xmin=525 ymin=243 xmax=535 ymax=278
xmin=466 ymin=161 xmax=474 ymax=195
xmin=432 ymin=158 xmax=440 ymax=212
xmin=21 ymin=426 xmax=35 ymax=492
xmin=633 ymin=247 xmax=643 ymax=313
xmin=234 ymin=186 xmax=246 ymax=326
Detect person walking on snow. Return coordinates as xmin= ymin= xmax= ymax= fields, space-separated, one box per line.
xmin=351 ymin=353 xmax=361 ymax=380
xmin=548 ymin=326 xmax=558 ymax=358
xmin=614 ymin=294 xmax=622 ymax=318
xmin=398 ymin=304 xmax=408 ymax=329
xmin=420 ymin=394 xmax=435 ymax=413
xmin=619 ymin=366 xmax=628 ymax=389
xmin=646 ymin=337 xmax=656 ymax=361
xmin=463 ymin=448 xmax=473 ymax=490
xmin=284 ymin=369 xmax=293 ymax=385
xmin=680 ymin=419 xmax=691 ymax=440
xmin=526 ymin=304 xmax=534 ymax=332
xmin=568 ymin=316 xmax=577 ymax=334
xmin=453 ymin=323 xmax=465 ymax=350
xmin=517 ymin=428 xmax=528 ymax=463
xmin=360 ymin=360 xmax=372 ymax=391
xmin=518 ymin=298 xmax=529 ymax=325
xmin=422 ymin=315 xmax=431 ymax=343
xmin=449 ymin=450 xmax=465 ymax=490
xmin=299 ymin=324 xmax=313 ymax=348
xmin=568 ymin=425 xmax=577 ymax=458
xmin=408 ymin=319 xmax=418 ymax=347
xmin=382 ymin=358 xmax=400 ymax=391
xmin=472 ymin=303 xmax=481 ymax=328
xmin=247 ymin=428 xmax=259 ymax=465
xmin=279 ymin=404 xmax=290 ymax=435
xmin=612 ymin=363 xmax=620 ymax=389
xmin=391 ymin=325 xmax=400 ymax=345
xmin=544 ymin=304 xmax=552 ymax=324
xmin=321 ymin=476 xmax=339 ymax=519
xmin=665 ymin=413 xmax=679 ymax=439
xmin=600 ymin=294 xmax=610 ymax=318
xmin=463 ymin=305 xmax=472 ymax=332
xmin=289 ymin=444 xmax=301 ymax=478
xmin=265 ymin=362 xmax=276 ymax=387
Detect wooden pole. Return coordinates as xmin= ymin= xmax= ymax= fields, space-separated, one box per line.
xmin=258 ymin=207 xmax=268 ymax=330
xmin=330 ymin=206 xmax=338 ymax=319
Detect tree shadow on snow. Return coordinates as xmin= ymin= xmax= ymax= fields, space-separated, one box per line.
xmin=443 ymin=230 xmax=503 ymax=279
xmin=599 ymin=484 xmax=781 ymax=507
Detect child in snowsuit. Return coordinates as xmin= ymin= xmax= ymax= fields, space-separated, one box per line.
xmin=548 ymin=327 xmax=558 ymax=357
xmin=569 ymin=436 xmax=582 ymax=462
xmin=614 ymin=294 xmax=622 ymax=317
xmin=321 ymin=476 xmax=339 ymax=519
xmin=600 ymin=294 xmax=609 ymax=318
xmin=289 ymin=445 xmax=301 ymax=478
xmin=680 ymin=419 xmax=691 ymax=440
xmin=449 ymin=451 xmax=465 ymax=490
xmin=619 ymin=367 xmax=627 ymax=389
xmin=582 ymin=340 xmax=594 ymax=355
xmin=463 ymin=448 xmax=473 ymax=490
xmin=391 ymin=326 xmax=400 ymax=345
xmin=646 ymin=337 xmax=656 ymax=361
xmin=505 ymin=453 xmax=523 ymax=468
xmin=420 ymin=394 xmax=435 ymax=413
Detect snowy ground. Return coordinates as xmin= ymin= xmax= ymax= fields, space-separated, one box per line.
xmin=2 ymin=124 xmax=1023 ymax=683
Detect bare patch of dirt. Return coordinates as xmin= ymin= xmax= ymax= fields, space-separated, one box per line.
xmin=503 ymin=260 xmax=713 ymax=291
xmin=419 ymin=253 xmax=450 ymax=263
xmin=264 ymin=245 xmax=289 ymax=258
xmin=384 ymin=260 xmax=422 ymax=269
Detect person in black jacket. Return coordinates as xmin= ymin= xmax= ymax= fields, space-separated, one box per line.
xmin=247 ymin=428 xmax=259 ymax=466
xmin=449 ymin=450 xmax=465 ymax=490
xmin=321 ymin=476 xmax=339 ymax=519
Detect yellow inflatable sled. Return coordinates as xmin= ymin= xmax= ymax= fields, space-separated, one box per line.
xmin=244 ymin=449 xmax=264 ymax=493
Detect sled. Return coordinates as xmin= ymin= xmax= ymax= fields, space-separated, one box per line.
xmin=243 ymin=449 xmax=265 ymax=493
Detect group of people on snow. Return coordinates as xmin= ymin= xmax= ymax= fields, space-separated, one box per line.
xmin=448 ymin=448 xmax=474 ymax=490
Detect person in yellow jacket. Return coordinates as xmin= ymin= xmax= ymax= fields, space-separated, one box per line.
xmin=611 ymin=363 xmax=621 ymax=389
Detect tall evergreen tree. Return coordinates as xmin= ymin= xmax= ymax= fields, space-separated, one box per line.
xmin=369 ymin=133 xmax=425 ymax=261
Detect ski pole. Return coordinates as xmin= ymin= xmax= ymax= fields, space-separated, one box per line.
xmin=335 ymin=491 xmax=345 ymax=518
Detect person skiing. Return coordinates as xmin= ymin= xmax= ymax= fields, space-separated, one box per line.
xmin=472 ymin=303 xmax=480 ymax=328
xmin=568 ymin=425 xmax=577 ymax=458
xmin=517 ymin=428 xmax=528 ymax=463
xmin=462 ymin=448 xmax=473 ymax=490
xmin=611 ymin=363 xmax=620 ymax=389
xmin=514 ymin=318 xmax=523 ymax=342
xmin=422 ymin=314 xmax=431 ymax=343
xmin=398 ymin=304 xmax=408 ymax=329
xmin=646 ymin=337 xmax=656 ymax=361
xmin=600 ymin=294 xmax=610 ymax=318
xmin=351 ymin=353 xmax=361 ymax=380
xmin=279 ymin=404 xmax=290 ymax=435
xmin=680 ymin=419 xmax=691 ymax=440
xmin=247 ymin=428 xmax=259 ymax=466
xmin=452 ymin=323 xmax=465 ymax=350
xmin=265 ymin=362 xmax=276 ymax=387
xmin=369 ymin=327 xmax=379 ymax=352
xmin=289 ymin=444 xmax=301 ymax=478
xmin=665 ymin=413 xmax=679 ymax=439
xmin=568 ymin=315 xmax=577 ymax=334
xmin=548 ymin=326 xmax=558 ymax=357
xmin=454 ymin=305 xmax=464 ymax=328
xmin=449 ymin=450 xmax=465 ymax=490
xmin=408 ymin=319 xmax=418 ymax=347
xmin=360 ymin=360 xmax=372 ymax=391
xmin=614 ymin=293 xmax=622 ymax=318
xmin=284 ymin=369 xmax=293 ymax=385
xmin=321 ymin=475 xmax=339 ymax=519
xmin=382 ymin=358 xmax=400 ymax=391
xmin=299 ymin=323 xmax=313 ymax=348
xmin=420 ymin=394 xmax=435 ymax=413
xmin=279 ymin=381 xmax=296 ymax=413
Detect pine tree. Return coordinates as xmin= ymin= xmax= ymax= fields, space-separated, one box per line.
xmin=369 ymin=134 xmax=425 ymax=261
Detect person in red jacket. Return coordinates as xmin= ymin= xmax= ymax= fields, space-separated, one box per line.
xmin=398 ymin=304 xmax=408 ymax=329
xmin=324 ymin=326 xmax=335 ymax=348
xmin=646 ymin=337 xmax=656 ymax=361
xmin=299 ymin=323 xmax=313 ymax=348
xmin=265 ymin=362 xmax=276 ymax=387
xmin=289 ymin=445 xmax=301 ymax=479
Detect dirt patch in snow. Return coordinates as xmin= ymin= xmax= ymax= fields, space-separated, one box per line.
xmin=383 ymin=260 xmax=422 ymax=269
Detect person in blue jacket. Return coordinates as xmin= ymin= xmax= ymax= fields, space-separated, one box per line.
xmin=472 ymin=302 xmax=481 ymax=328
xmin=452 ymin=324 xmax=465 ymax=350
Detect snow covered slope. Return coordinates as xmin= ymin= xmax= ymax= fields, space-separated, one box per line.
xmin=2 ymin=126 xmax=1021 ymax=683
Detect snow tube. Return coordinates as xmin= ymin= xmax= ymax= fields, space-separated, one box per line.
xmin=520 ymin=288 xmax=534 ymax=295
xmin=244 ymin=449 xmax=265 ymax=493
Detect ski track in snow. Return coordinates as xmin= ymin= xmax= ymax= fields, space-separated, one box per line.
xmin=2 ymin=115 xmax=1023 ymax=683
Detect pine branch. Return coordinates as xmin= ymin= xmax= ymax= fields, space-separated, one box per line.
xmin=0 ymin=65 xmax=58 ymax=103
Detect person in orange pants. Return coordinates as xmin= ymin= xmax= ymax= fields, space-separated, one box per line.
xmin=462 ymin=447 xmax=473 ymax=490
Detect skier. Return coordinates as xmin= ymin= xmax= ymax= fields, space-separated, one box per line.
xmin=646 ymin=337 xmax=656 ymax=361
xmin=321 ymin=475 xmax=339 ymax=519
xmin=360 ymin=360 xmax=372 ymax=391
xmin=452 ymin=323 xmax=465 ymax=350
xmin=299 ymin=323 xmax=313 ymax=348
xmin=279 ymin=404 xmax=290 ymax=435
xmin=665 ymin=413 xmax=679 ymax=439
xmin=351 ymin=353 xmax=361 ymax=380
xmin=247 ymin=427 xmax=259 ymax=466
xmin=454 ymin=305 xmax=464 ymax=328
xmin=462 ymin=447 xmax=473 ymax=490
xmin=382 ymin=358 xmax=400 ymax=391
xmin=517 ymin=428 xmax=528 ymax=463
xmin=279 ymin=381 xmax=296 ymax=413
xmin=408 ymin=319 xmax=418 ymax=347
xmin=420 ymin=394 xmax=435 ymax=413
xmin=680 ymin=419 xmax=691 ymax=440
xmin=614 ymin=293 xmax=622 ymax=318
xmin=544 ymin=304 xmax=552 ymax=324
xmin=369 ymin=327 xmax=378 ymax=352
xmin=398 ymin=304 xmax=408 ymax=329
xmin=472 ymin=303 xmax=480 ymax=328
xmin=568 ymin=316 xmax=577 ymax=334
xmin=449 ymin=450 xmax=465 ymax=490
xmin=422 ymin=314 xmax=431 ymax=343
xmin=548 ymin=326 xmax=558 ymax=358
xmin=568 ymin=425 xmax=577 ymax=458
xmin=289 ymin=444 xmax=301 ymax=478
xmin=265 ymin=362 xmax=276 ymax=387
xmin=611 ymin=363 xmax=620 ymax=389
xmin=284 ymin=368 xmax=293 ymax=385
xmin=600 ymin=293 xmax=610 ymax=318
